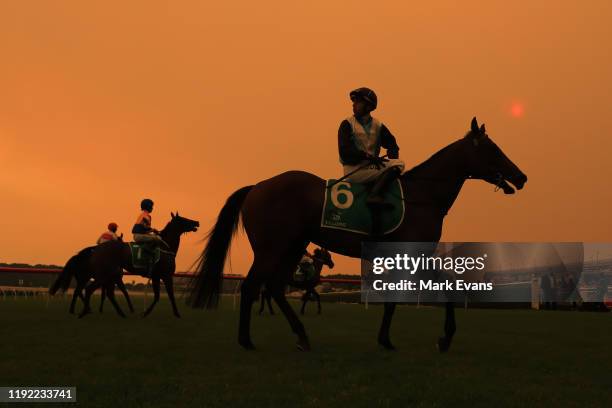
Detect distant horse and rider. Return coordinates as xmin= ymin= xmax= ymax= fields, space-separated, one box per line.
xmin=188 ymin=87 xmax=527 ymax=352
xmin=50 ymin=201 xmax=199 ymax=319
xmin=259 ymin=247 xmax=334 ymax=316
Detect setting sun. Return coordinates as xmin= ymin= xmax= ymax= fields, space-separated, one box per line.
xmin=510 ymin=102 xmax=525 ymax=118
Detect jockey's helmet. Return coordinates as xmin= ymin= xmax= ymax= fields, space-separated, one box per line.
xmin=141 ymin=198 xmax=154 ymax=211
xmin=108 ymin=222 xmax=118 ymax=232
xmin=350 ymin=87 xmax=378 ymax=111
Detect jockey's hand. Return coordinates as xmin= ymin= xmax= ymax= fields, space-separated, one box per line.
xmin=368 ymin=155 xmax=388 ymax=168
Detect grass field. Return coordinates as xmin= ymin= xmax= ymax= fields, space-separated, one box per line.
xmin=1 ymin=296 xmax=611 ymax=407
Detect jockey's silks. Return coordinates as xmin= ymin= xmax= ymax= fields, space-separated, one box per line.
xmin=342 ymin=115 xmax=382 ymax=164
xmin=132 ymin=210 xmax=152 ymax=234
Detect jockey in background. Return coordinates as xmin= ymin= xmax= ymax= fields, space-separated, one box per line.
xmin=97 ymin=222 xmax=121 ymax=244
xmin=294 ymin=251 xmax=316 ymax=283
xmin=338 ymin=87 xmax=405 ymax=208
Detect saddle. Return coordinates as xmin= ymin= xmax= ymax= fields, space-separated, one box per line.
xmin=129 ymin=242 xmax=161 ymax=275
xmin=321 ymin=179 xmax=405 ymax=235
xmin=293 ymin=261 xmax=317 ymax=283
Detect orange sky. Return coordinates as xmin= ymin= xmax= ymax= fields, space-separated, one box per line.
xmin=1 ymin=1 xmax=611 ymax=275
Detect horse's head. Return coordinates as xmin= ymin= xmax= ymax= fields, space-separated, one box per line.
xmin=313 ymin=247 xmax=334 ymax=269
xmin=464 ymin=117 xmax=527 ymax=194
xmin=170 ymin=211 xmax=200 ymax=234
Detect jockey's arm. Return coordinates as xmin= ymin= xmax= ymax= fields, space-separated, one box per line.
xmin=380 ymin=125 xmax=400 ymax=159
xmin=338 ymin=120 xmax=368 ymax=164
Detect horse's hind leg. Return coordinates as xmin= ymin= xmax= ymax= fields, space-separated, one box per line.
xmin=78 ymin=280 xmax=102 ymax=318
xmin=269 ymin=282 xmax=310 ymax=351
xmin=266 ymin=292 xmax=274 ymax=315
xmin=104 ymin=284 xmax=126 ymax=318
xmin=116 ymin=279 xmax=134 ymax=313
xmin=238 ymin=271 xmax=263 ymax=350
xmin=315 ymin=290 xmax=321 ymax=315
xmin=378 ymin=302 xmax=397 ymax=350
xmin=99 ymin=287 xmax=106 ymax=313
xmin=258 ymin=289 xmax=265 ymax=315
xmin=438 ymin=301 xmax=456 ymax=353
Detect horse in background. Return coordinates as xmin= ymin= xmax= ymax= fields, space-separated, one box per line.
xmin=50 ymin=246 xmax=134 ymax=314
xmin=258 ymin=247 xmax=334 ymax=315
xmin=54 ymin=213 xmax=199 ymax=318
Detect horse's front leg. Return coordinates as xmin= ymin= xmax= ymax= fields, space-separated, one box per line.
xmin=300 ymin=292 xmax=308 ymax=315
xmin=162 ymin=276 xmax=180 ymax=318
xmin=142 ymin=277 xmax=160 ymax=318
xmin=378 ymin=302 xmax=396 ymax=350
xmin=438 ymin=301 xmax=456 ymax=353
xmin=69 ymin=283 xmax=83 ymax=314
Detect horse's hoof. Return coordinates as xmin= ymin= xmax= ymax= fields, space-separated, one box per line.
xmin=378 ymin=338 xmax=396 ymax=351
xmin=296 ymin=338 xmax=311 ymax=352
xmin=174 ymin=313 xmax=181 ymax=319
xmin=239 ymin=340 xmax=256 ymax=351
xmin=437 ymin=337 xmax=451 ymax=353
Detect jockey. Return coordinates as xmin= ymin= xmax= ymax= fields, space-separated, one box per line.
xmin=132 ymin=199 xmax=164 ymax=246
xmin=97 ymin=222 xmax=120 ymax=244
xmin=295 ymin=251 xmax=316 ymax=283
xmin=338 ymin=87 xmax=405 ymax=207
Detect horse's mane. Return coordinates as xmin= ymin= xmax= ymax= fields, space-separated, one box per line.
xmin=402 ymin=135 xmax=468 ymax=178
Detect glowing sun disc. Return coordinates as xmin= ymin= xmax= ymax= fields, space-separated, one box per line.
xmin=510 ymin=102 xmax=524 ymax=118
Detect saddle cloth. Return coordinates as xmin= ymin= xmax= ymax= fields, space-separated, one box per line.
xmin=320 ymin=179 xmax=405 ymax=235
xmin=129 ymin=243 xmax=161 ymax=269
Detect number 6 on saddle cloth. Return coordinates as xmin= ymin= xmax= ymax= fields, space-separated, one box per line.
xmin=321 ymin=179 xmax=405 ymax=235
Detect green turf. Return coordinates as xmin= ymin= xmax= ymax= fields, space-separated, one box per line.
xmin=1 ymin=296 xmax=610 ymax=407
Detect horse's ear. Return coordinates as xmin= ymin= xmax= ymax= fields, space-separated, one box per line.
xmin=470 ymin=117 xmax=479 ymax=134
xmin=171 ymin=212 xmax=175 ymax=219
xmin=480 ymin=123 xmax=486 ymax=134
xmin=176 ymin=211 xmax=179 ymax=216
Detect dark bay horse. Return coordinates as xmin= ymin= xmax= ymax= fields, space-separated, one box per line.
xmin=188 ymin=118 xmax=527 ymax=351
xmin=78 ymin=213 xmax=199 ymax=318
xmin=50 ymin=246 xmax=135 ymax=315
xmin=258 ymin=247 xmax=334 ymax=315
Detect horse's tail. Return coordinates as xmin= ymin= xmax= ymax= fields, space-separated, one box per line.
xmin=49 ymin=247 xmax=95 ymax=295
xmin=188 ymin=185 xmax=254 ymax=309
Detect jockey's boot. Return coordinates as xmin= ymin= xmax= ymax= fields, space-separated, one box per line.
xmin=366 ymin=166 xmax=402 ymax=209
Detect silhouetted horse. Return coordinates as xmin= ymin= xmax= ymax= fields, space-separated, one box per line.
xmin=78 ymin=213 xmax=199 ymax=318
xmin=189 ymin=118 xmax=527 ymax=351
xmin=50 ymin=245 xmax=134 ymax=315
xmin=258 ymin=247 xmax=334 ymax=315
xmin=296 ymin=248 xmax=334 ymax=315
